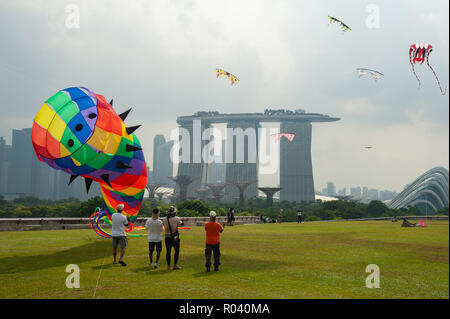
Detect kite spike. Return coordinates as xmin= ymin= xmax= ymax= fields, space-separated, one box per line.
xmin=109 ymin=99 xmax=113 ymax=106
xmin=100 ymin=174 xmax=112 ymax=188
xmin=85 ymin=177 xmax=94 ymax=194
xmin=118 ymin=108 xmax=132 ymax=121
xmin=126 ymin=144 xmax=142 ymax=152
xmin=126 ymin=125 xmax=141 ymax=135
xmin=116 ymin=161 xmax=132 ymax=169
xmin=68 ymin=174 xmax=79 ymax=185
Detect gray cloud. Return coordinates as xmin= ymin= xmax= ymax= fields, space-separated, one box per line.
xmin=0 ymin=0 xmax=448 ymax=193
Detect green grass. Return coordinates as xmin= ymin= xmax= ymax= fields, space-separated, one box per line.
xmin=0 ymin=221 xmax=448 ymax=299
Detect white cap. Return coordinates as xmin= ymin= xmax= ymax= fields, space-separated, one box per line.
xmin=209 ymin=211 xmax=217 ymax=217
xmin=116 ymin=204 xmax=125 ymax=211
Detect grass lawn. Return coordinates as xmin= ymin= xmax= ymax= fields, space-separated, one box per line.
xmin=0 ymin=220 xmax=448 ymax=299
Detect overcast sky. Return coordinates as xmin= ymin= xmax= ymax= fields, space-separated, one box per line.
xmin=0 ymin=0 xmax=448 ymax=193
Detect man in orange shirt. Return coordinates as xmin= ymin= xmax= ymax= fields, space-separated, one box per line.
xmin=204 ymin=211 xmax=225 ymax=272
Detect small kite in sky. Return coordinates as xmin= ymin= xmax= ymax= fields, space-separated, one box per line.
xmin=216 ymin=68 xmax=239 ymax=85
xmin=409 ymin=43 xmax=446 ymax=95
xmin=356 ymin=68 xmax=384 ymax=81
xmin=328 ymin=16 xmax=351 ymax=33
xmin=271 ymin=133 xmax=296 ymax=142
xmin=364 ymin=146 xmax=373 ymax=149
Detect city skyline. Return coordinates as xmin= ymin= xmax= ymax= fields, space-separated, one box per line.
xmin=0 ymin=1 xmax=448 ymax=194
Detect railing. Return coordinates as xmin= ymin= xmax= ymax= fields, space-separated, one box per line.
xmin=0 ymin=215 xmax=447 ymax=232
xmin=0 ymin=216 xmax=260 ymax=232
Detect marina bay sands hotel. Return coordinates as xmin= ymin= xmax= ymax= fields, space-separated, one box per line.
xmin=174 ymin=109 xmax=339 ymax=203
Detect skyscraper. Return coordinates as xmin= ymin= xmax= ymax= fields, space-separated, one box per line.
xmin=152 ymin=135 xmax=174 ymax=186
xmin=327 ymin=182 xmax=336 ymax=197
xmin=0 ymin=136 xmax=11 ymax=193
xmin=9 ymin=128 xmax=34 ymax=194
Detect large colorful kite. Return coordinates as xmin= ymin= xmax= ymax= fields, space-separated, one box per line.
xmin=328 ymin=16 xmax=351 ymax=33
xmin=216 ymin=68 xmax=239 ymax=85
xmin=409 ymin=43 xmax=447 ymax=95
xmin=31 ymin=87 xmax=147 ymax=238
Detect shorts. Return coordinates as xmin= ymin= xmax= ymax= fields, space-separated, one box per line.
xmin=112 ymin=236 xmax=127 ymax=249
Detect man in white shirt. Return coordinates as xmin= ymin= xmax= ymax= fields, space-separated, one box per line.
xmin=111 ymin=203 xmax=129 ymax=266
xmin=145 ymin=208 xmax=164 ymax=268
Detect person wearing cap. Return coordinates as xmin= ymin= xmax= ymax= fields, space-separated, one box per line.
xmin=204 ymin=211 xmax=225 ymax=272
xmin=162 ymin=206 xmax=183 ymax=270
xmin=145 ymin=208 xmax=164 ymax=268
xmin=111 ymin=203 xmax=129 ymax=266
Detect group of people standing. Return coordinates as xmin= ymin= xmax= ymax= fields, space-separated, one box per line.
xmin=111 ymin=204 xmax=226 ymax=272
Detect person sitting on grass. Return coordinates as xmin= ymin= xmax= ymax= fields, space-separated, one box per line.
xmin=111 ymin=203 xmax=129 ymax=266
xmin=204 ymin=211 xmax=225 ymax=272
xmin=146 ymin=208 xmax=163 ymax=268
xmin=401 ymin=218 xmax=416 ymax=227
xmin=162 ymin=206 xmax=183 ymax=270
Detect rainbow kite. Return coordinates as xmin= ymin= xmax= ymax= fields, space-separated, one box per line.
xmin=31 ymin=87 xmax=147 ymax=238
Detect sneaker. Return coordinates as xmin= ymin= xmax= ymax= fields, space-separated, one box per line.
xmin=214 ymin=266 xmax=219 ymax=271
xmin=206 ymin=266 xmax=211 ymax=272
xmin=118 ymin=260 xmax=127 ymax=267
xmin=173 ymin=265 xmax=182 ymax=270
xmin=154 ymin=263 xmax=159 ymax=269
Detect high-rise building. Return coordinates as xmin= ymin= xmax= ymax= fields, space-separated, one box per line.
xmin=152 ymin=135 xmax=174 ymax=186
xmin=4 ymin=128 xmax=101 ymax=201
xmin=0 ymin=136 xmax=11 ymax=193
xmin=175 ymin=110 xmax=339 ymax=203
xmin=362 ymin=187 xmax=369 ymax=201
xmin=337 ymin=188 xmax=346 ymax=196
xmin=368 ymin=189 xmax=379 ymax=201
xmin=379 ymin=190 xmax=397 ymax=201
xmin=9 ymin=128 xmax=34 ymax=194
xmin=327 ymin=182 xmax=336 ymax=196
xmin=350 ymin=186 xmax=362 ymax=197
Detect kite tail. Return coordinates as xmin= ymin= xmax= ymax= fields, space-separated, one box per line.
xmin=410 ymin=52 xmax=421 ymax=89
xmin=426 ymin=56 xmax=447 ymax=95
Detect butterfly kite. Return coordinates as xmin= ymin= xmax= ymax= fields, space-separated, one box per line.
xmin=271 ymin=133 xmax=296 ymax=142
xmin=216 ymin=68 xmax=239 ymax=85
xmin=409 ymin=43 xmax=447 ymax=95
xmin=356 ymin=68 xmax=384 ymax=81
xmin=328 ymin=16 xmax=351 ymax=33
xmin=31 ymin=87 xmax=148 ymax=238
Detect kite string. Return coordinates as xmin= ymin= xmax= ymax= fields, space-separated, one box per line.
xmin=92 ymin=253 xmax=107 ymax=299
xmin=426 ymin=55 xmax=447 ymax=95
xmin=410 ymin=50 xmax=421 ymax=89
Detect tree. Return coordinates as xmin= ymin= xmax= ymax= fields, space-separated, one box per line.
xmin=366 ymin=200 xmax=388 ymax=217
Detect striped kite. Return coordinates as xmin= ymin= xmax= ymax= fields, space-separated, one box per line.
xmin=409 ymin=43 xmax=446 ymax=95
xmin=31 ymin=87 xmax=148 ymax=238
xmin=356 ymin=68 xmax=384 ymax=81
xmin=216 ymin=68 xmax=239 ymax=85
xmin=328 ymin=16 xmax=351 ymax=33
